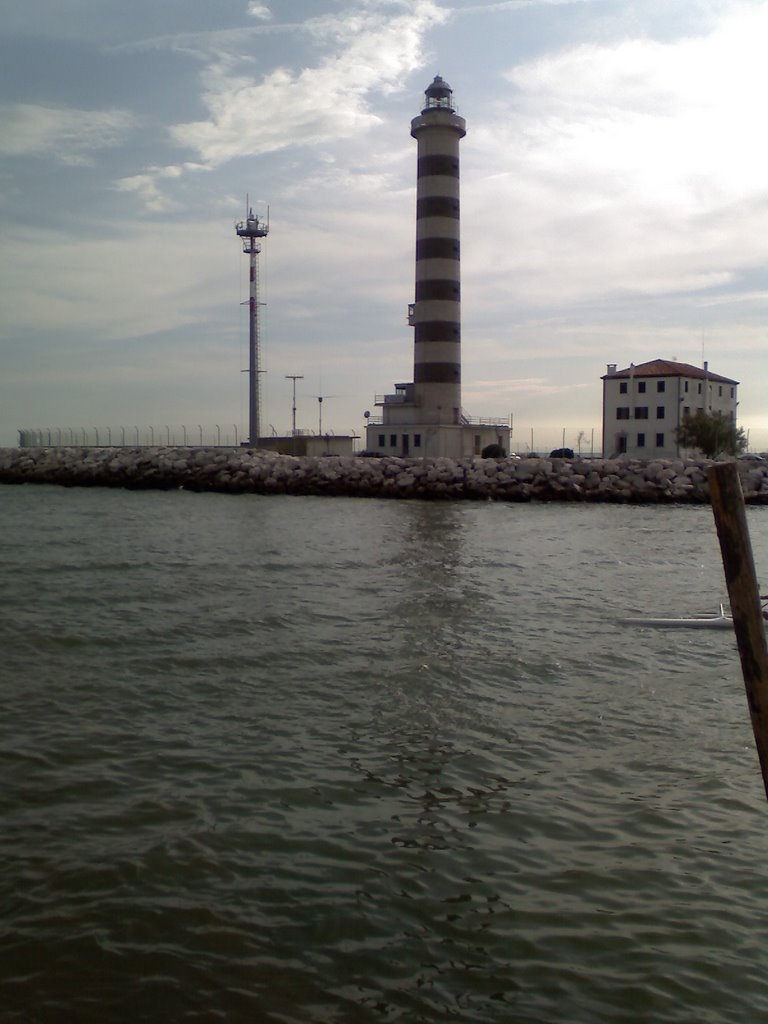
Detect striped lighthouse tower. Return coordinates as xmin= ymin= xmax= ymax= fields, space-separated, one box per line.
xmin=366 ymin=77 xmax=509 ymax=458
xmin=410 ymin=76 xmax=466 ymax=426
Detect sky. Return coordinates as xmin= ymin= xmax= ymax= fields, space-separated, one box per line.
xmin=1 ymin=0 xmax=766 ymax=453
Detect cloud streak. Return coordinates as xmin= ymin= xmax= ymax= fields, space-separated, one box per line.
xmin=449 ymin=0 xmax=591 ymax=10
xmin=0 ymin=103 xmax=136 ymax=166
xmin=471 ymin=378 xmax=591 ymax=395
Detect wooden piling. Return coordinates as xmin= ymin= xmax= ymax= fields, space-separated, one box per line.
xmin=708 ymin=462 xmax=768 ymax=800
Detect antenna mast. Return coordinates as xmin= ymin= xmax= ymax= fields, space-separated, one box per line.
xmin=236 ymin=202 xmax=269 ymax=446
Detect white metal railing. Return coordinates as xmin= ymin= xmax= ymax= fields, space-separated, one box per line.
xmin=460 ymin=414 xmax=510 ymax=426
xmin=374 ymin=393 xmax=419 ymax=406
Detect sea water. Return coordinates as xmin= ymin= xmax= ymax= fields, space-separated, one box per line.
xmin=1 ymin=484 xmax=767 ymax=1023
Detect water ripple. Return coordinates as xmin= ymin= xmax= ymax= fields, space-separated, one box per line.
xmin=2 ymin=488 xmax=768 ymax=1022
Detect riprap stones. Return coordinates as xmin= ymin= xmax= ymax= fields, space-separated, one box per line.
xmin=1 ymin=447 xmax=766 ymax=504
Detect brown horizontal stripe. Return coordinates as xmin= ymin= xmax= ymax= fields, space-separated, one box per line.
xmin=416 ymin=196 xmax=459 ymax=220
xmin=417 ymin=155 xmax=459 ymax=178
xmin=415 ymin=280 xmax=460 ymax=301
xmin=416 ymin=238 xmax=460 ymax=261
xmin=415 ymin=321 xmax=461 ymax=343
xmin=414 ymin=362 xmax=461 ymax=384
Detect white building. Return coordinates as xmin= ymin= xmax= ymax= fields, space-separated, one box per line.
xmin=602 ymin=358 xmax=739 ymax=459
xmin=365 ymin=76 xmax=510 ymax=459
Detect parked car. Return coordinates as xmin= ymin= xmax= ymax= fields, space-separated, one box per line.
xmin=741 ymin=453 xmax=765 ymax=461
xmin=549 ymin=448 xmax=574 ymax=459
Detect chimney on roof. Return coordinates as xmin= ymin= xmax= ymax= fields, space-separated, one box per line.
xmin=704 ymin=360 xmax=708 ymax=371
xmin=607 ymin=363 xmax=617 ymax=374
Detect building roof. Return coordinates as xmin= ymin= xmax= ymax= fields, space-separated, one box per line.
xmin=602 ymin=358 xmax=738 ymax=385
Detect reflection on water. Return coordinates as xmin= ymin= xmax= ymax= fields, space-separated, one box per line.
xmin=1 ymin=487 xmax=767 ymax=1023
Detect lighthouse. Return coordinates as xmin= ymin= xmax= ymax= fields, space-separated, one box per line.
xmin=366 ymin=77 xmax=509 ymax=458
xmin=410 ymin=75 xmax=465 ymax=427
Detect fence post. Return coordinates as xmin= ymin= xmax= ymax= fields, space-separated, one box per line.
xmin=708 ymin=462 xmax=768 ymax=800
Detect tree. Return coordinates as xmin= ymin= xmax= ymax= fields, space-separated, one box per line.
xmin=675 ymin=409 xmax=747 ymax=459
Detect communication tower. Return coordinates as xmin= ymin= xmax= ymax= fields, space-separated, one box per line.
xmin=235 ymin=203 xmax=269 ymax=446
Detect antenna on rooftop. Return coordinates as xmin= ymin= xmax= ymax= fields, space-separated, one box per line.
xmin=314 ymin=394 xmax=341 ymax=435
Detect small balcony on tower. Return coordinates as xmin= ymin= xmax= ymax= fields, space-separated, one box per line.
xmin=375 ymin=383 xmax=418 ymax=407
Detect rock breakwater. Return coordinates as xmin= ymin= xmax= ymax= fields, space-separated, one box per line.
xmin=2 ymin=446 xmax=767 ymax=504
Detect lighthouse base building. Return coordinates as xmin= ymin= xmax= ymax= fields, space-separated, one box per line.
xmin=365 ymin=384 xmax=509 ymax=459
xmin=365 ymin=76 xmax=509 ymax=459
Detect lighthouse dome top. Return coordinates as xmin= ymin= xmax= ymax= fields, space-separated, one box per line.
xmin=422 ymin=75 xmax=456 ymax=113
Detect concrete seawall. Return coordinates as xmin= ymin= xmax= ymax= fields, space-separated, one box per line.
xmin=1 ymin=447 xmax=767 ymax=504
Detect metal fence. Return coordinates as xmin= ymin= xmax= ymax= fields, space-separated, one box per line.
xmin=17 ymin=425 xmax=244 ymax=448
xmin=17 ymin=424 xmax=605 ymax=457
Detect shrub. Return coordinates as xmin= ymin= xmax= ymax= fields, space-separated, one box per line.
xmin=482 ymin=443 xmax=507 ymax=459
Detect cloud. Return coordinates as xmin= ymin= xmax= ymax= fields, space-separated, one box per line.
xmin=463 ymin=5 xmax=768 ymax=309
xmin=114 ymin=161 xmax=208 ymax=212
xmin=122 ymin=0 xmax=445 ymax=206
xmin=0 ymin=103 xmax=136 ymax=166
xmin=247 ymin=2 xmax=271 ymax=18
xmin=172 ymin=2 xmax=445 ymax=163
